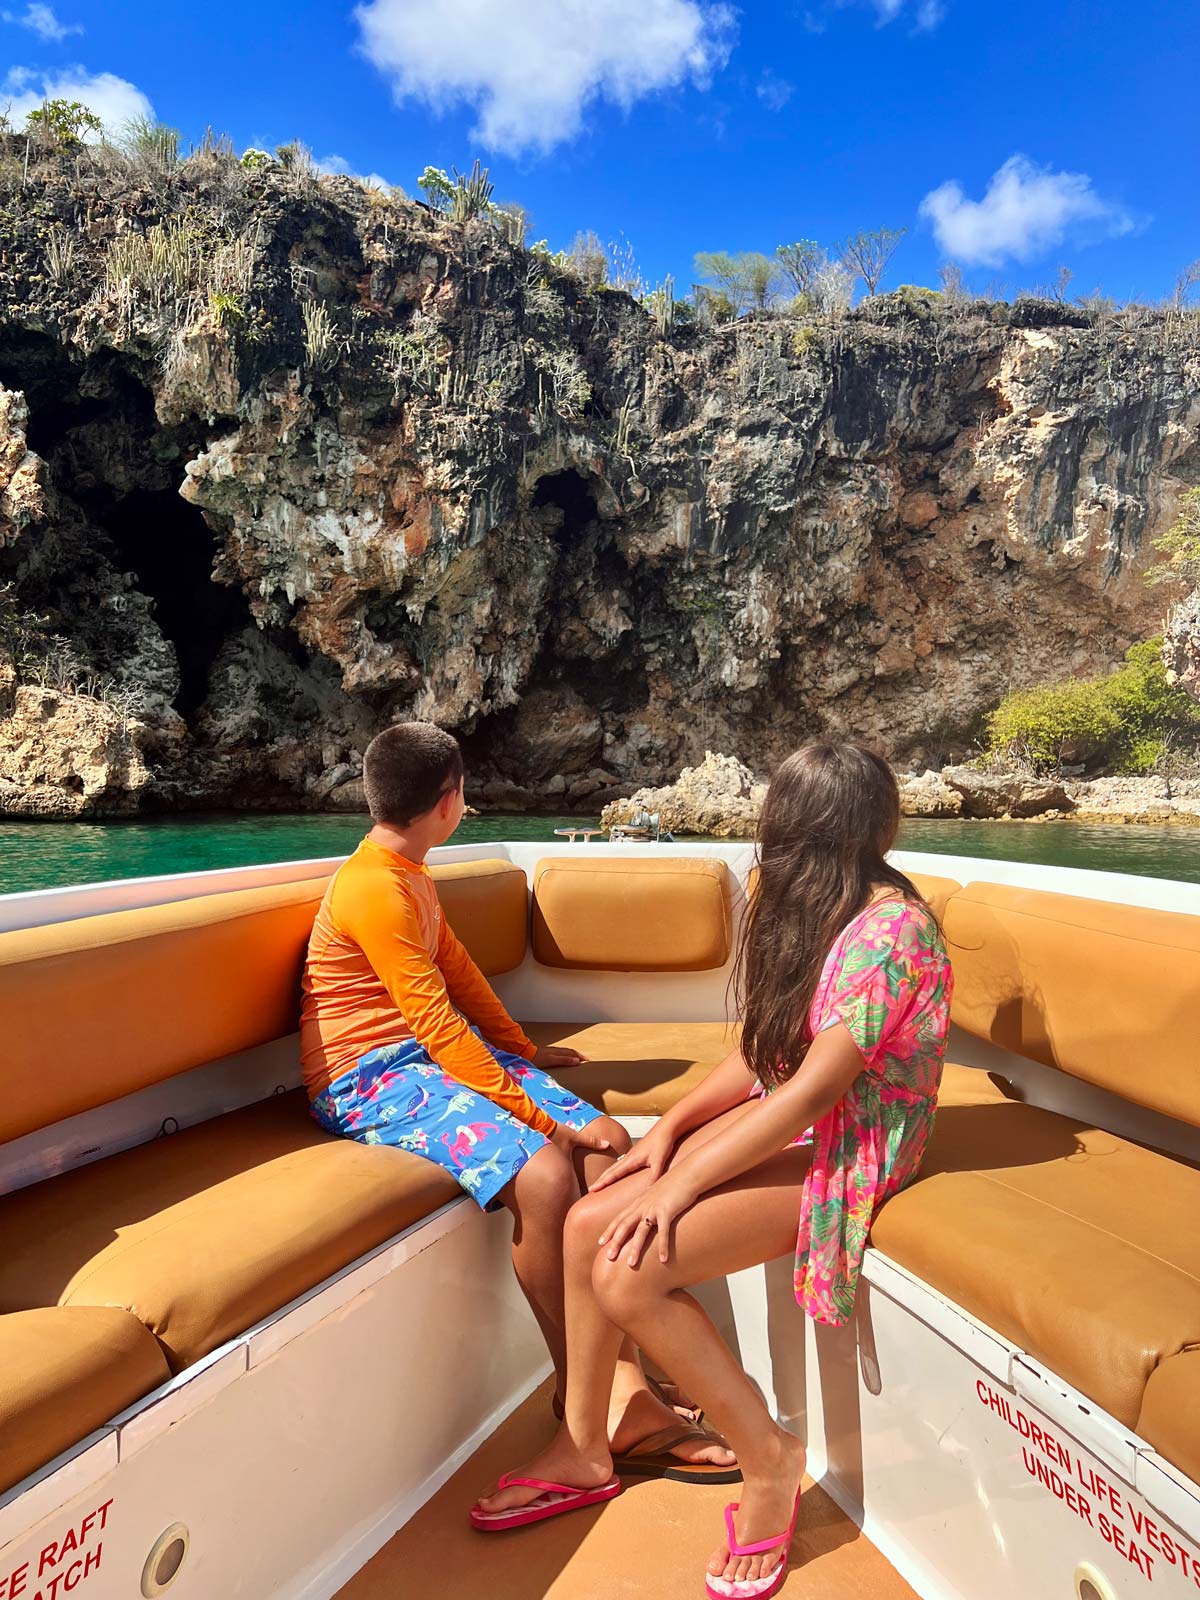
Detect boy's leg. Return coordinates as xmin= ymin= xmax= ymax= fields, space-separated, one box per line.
xmin=496 ymin=1113 xmax=631 ymax=1399
xmin=496 ymin=1143 xmax=578 ymax=1396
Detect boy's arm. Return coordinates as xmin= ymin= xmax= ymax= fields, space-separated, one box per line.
xmin=436 ymin=916 xmax=536 ymax=1062
xmin=343 ymin=878 xmax=555 ymax=1136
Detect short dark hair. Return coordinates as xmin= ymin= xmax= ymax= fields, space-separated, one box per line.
xmin=363 ymin=722 xmax=464 ymax=826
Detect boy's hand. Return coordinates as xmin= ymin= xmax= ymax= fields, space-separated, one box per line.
xmin=549 ymin=1121 xmax=611 ymax=1159
xmin=532 ymin=1044 xmax=586 ymax=1071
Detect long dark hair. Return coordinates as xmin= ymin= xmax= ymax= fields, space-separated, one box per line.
xmin=735 ymin=741 xmax=922 ymax=1089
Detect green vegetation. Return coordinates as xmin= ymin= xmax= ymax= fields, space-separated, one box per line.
xmin=120 ymin=117 xmax=180 ymax=171
xmin=565 ymin=231 xmax=608 ymax=291
xmin=694 ymin=251 xmax=784 ymax=315
xmin=103 ymin=217 xmax=209 ymax=311
xmin=25 ymin=99 xmax=101 ymax=147
xmin=985 ymin=640 xmax=1200 ymax=774
xmin=301 ymin=301 xmax=341 ymax=372
xmin=776 ymin=241 xmax=822 ymax=298
xmin=417 ymin=164 xmax=454 ymax=210
xmin=1148 ymin=488 xmax=1200 ymax=588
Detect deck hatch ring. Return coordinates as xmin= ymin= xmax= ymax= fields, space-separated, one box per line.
xmin=1075 ymin=1561 xmax=1117 ymax=1600
xmin=141 ymin=1523 xmax=189 ymax=1595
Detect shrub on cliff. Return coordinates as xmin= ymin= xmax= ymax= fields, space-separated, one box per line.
xmin=1148 ymin=487 xmax=1200 ymax=587
xmin=985 ymin=640 xmax=1199 ymax=774
xmin=24 ymin=99 xmax=101 ymax=148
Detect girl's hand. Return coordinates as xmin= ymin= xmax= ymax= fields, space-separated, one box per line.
xmin=598 ymin=1171 xmax=697 ymax=1267
xmin=532 ymin=1044 xmax=586 ymax=1071
xmin=589 ymin=1119 xmax=678 ymax=1192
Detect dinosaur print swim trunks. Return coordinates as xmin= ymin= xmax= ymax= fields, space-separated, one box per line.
xmin=309 ymin=1025 xmax=605 ymax=1209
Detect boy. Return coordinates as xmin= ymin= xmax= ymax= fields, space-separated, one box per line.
xmin=300 ymin=721 xmax=625 ymax=1393
xmin=302 ymin=721 xmax=734 ymax=1472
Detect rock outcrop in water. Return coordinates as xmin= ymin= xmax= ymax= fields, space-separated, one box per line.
xmin=0 ymin=139 xmax=1197 ymax=817
xmin=601 ymin=752 xmax=765 ymax=839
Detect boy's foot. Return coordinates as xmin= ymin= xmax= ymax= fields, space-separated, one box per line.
xmin=476 ymin=1427 xmax=613 ymax=1517
xmin=706 ymin=1432 xmax=807 ymax=1591
xmin=610 ymin=1385 xmax=736 ymax=1469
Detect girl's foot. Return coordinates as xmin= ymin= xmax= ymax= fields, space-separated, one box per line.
xmin=476 ymin=1427 xmax=613 ymax=1517
xmin=706 ymin=1432 xmax=806 ymax=1591
xmin=610 ymin=1385 xmax=736 ymax=1469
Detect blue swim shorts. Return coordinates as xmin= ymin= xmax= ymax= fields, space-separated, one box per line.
xmin=309 ymin=1027 xmax=606 ymax=1210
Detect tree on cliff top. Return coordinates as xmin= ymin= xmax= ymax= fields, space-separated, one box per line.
xmin=694 ymin=251 xmax=785 ymax=315
xmin=837 ymin=227 xmax=906 ymax=297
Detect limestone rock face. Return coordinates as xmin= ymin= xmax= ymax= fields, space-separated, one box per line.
xmin=898 ymin=771 xmax=963 ymax=817
xmin=1164 ymin=592 xmax=1200 ymax=701
xmin=0 ymin=683 xmax=155 ymax=817
xmin=601 ymin=751 xmax=765 ymax=838
xmin=939 ymin=766 xmax=1075 ymax=819
xmin=0 ymin=143 xmax=1193 ymax=816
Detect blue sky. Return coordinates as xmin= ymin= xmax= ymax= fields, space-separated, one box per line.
xmin=2 ymin=0 xmax=1195 ymax=303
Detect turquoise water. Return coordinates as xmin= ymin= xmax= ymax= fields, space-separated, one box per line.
xmin=2 ymin=811 xmax=1200 ymax=895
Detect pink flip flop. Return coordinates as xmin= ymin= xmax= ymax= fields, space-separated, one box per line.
xmin=703 ymin=1488 xmax=803 ymax=1598
xmin=469 ymin=1472 xmax=622 ymax=1532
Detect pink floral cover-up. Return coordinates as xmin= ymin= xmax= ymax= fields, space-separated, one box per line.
xmin=790 ymin=897 xmax=953 ymax=1326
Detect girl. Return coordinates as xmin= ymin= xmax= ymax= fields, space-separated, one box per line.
xmin=473 ymin=742 xmax=954 ymax=1599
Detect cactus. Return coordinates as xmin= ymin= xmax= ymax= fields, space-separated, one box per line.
xmin=449 ymin=160 xmax=495 ymax=224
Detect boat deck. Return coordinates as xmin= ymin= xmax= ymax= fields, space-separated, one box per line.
xmin=336 ymin=1380 xmax=915 ymax=1600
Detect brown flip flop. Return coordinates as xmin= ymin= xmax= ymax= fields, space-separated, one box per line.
xmin=612 ymin=1418 xmax=743 ymax=1485
xmin=647 ymin=1375 xmax=704 ymax=1425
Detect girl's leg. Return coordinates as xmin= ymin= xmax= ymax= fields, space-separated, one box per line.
xmin=590 ymin=1151 xmax=810 ymax=1589
xmin=476 ymin=1106 xmax=776 ymax=1512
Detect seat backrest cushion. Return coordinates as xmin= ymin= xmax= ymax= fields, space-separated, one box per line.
xmin=945 ymin=881 xmax=1200 ymax=1127
xmin=430 ymin=859 xmax=528 ymax=975
xmin=532 ymin=856 xmax=731 ymax=971
xmin=0 ymin=877 xmax=330 ymax=1144
xmin=907 ymin=871 xmax=960 ymax=924
xmin=745 ymin=867 xmax=960 ymax=926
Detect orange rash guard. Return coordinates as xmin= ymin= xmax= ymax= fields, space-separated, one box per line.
xmin=300 ymin=838 xmax=554 ymax=1135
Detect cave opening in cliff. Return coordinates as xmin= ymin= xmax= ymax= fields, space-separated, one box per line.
xmin=103 ymin=489 xmax=251 ymax=720
xmin=531 ymin=470 xmax=599 ymax=543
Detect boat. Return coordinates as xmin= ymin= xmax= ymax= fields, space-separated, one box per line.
xmin=0 ymin=839 xmax=1198 ymax=1600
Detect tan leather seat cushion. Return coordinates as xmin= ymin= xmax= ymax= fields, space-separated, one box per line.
xmin=524 ymin=1022 xmax=1007 ymax=1118
xmin=1136 ymin=1352 xmax=1200 ymax=1483
xmin=0 ymin=1306 xmax=172 ymax=1494
xmin=532 ymin=857 xmax=731 ymax=971
xmin=0 ymin=877 xmax=331 ymax=1144
xmin=945 ymin=882 xmax=1200 ymax=1127
xmin=0 ymin=1093 xmax=457 ymax=1373
xmin=523 ymin=1022 xmax=740 ymax=1114
xmin=871 ymin=1101 xmax=1200 ymax=1435
xmin=431 ymin=859 xmax=528 ymax=975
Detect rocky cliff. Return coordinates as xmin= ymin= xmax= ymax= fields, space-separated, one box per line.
xmin=1 ymin=138 xmax=1197 ymax=817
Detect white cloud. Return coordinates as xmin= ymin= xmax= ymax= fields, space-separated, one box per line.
xmin=821 ymin=0 xmax=946 ymax=27
xmin=317 ymin=153 xmax=396 ymax=191
xmin=1 ymin=65 xmax=153 ymax=133
xmin=353 ymin=0 xmax=736 ymax=155
xmin=756 ymin=69 xmax=793 ymax=112
xmin=2 ymin=4 xmax=81 ymax=41
xmin=920 ymin=154 xmax=1135 ymax=267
